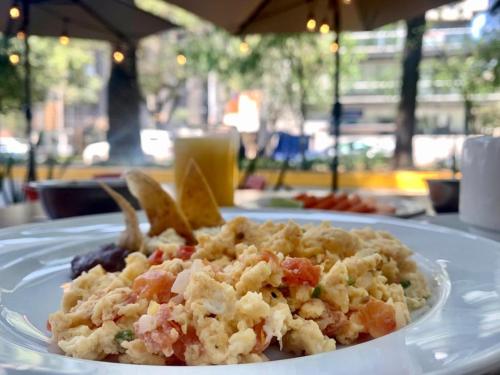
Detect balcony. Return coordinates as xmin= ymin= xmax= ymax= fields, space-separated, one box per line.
xmin=348 ymin=27 xmax=472 ymax=57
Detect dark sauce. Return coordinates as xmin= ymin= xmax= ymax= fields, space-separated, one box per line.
xmin=71 ymin=243 xmax=127 ymax=279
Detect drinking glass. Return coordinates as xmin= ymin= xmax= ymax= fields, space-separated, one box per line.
xmin=174 ymin=126 xmax=239 ymax=206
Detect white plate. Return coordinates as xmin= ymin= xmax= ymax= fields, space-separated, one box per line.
xmin=1 ymin=209 xmax=500 ymax=375
xmin=242 ymin=195 xmax=427 ymax=218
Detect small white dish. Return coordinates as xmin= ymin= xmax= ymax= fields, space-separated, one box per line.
xmin=1 ymin=209 xmax=500 ymax=374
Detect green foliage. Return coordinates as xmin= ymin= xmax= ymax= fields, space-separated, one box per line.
xmin=0 ymin=35 xmax=103 ymax=115
xmin=186 ymin=32 xmax=360 ymax=118
xmin=428 ymin=30 xmax=500 ymax=98
xmin=0 ymin=38 xmax=23 ymax=113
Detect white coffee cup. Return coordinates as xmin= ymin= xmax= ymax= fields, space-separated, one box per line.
xmin=459 ymin=136 xmax=500 ymax=232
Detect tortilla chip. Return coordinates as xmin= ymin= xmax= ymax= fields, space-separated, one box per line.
xmin=179 ymin=159 xmax=225 ymax=230
xmin=125 ymin=170 xmax=196 ymax=245
xmin=99 ymin=182 xmax=143 ymax=252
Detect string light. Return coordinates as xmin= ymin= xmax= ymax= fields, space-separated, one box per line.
xmin=9 ymin=53 xmax=20 ymax=65
xmin=239 ymin=41 xmax=249 ymax=54
xmin=112 ymin=50 xmax=125 ymax=63
xmin=59 ymin=19 xmax=70 ymax=45
xmin=306 ymin=12 xmax=317 ymax=32
xmin=176 ymin=54 xmax=187 ymax=65
xmin=330 ymin=41 xmax=339 ymax=53
xmin=16 ymin=30 xmax=25 ymax=40
xmin=59 ymin=34 xmax=70 ymax=45
xmin=9 ymin=4 xmax=21 ymax=19
xmin=319 ymin=20 xmax=330 ymax=34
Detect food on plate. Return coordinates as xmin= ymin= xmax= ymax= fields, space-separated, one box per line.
xmin=178 ymin=159 xmax=225 ymax=230
xmin=99 ymin=182 xmax=143 ymax=252
xmin=49 ymin=170 xmax=430 ymax=366
xmin=70 ymin=243 xmax=127 ymax=279
xmin=125 ymin=170 xmax=196 ymax=244
xmin=294 ymin=193 xmax=396 ymax=215
xmin=70 ymin=182 xmax=142 ymax=278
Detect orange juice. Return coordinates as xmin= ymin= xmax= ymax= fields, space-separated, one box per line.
xmin=174 ymin=135 xmax=238 ymax=206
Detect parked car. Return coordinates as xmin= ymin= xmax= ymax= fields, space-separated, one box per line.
xmin=82 ymin=129 xmax=173 ymax=165
xmin=0 ymin=137 xmax=29 ymax=161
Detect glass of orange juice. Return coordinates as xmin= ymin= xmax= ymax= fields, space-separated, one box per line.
xmin=174 ymin=126 xmax=239 ymax=206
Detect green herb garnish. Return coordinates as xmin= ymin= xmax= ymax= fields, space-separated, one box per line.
xmin=115 ymin=329 xmax=135 ymax=344
xmin=311 ymin=285 xmax=322 ymax=298
xmin=401 ymin=280 xmax=411 ymax=289
xmin=348 ymin=276 xmax=355 ymax=286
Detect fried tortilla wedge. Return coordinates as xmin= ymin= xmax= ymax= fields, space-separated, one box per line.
xmin=99 ymin=182 xmax=143 ymax=252
xmin=179 ymin=159 xmax=225 ymax=229
xmin=124 ymin=170 xmax=196 ymax=244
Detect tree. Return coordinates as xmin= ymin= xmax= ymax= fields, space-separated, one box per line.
xmin=107 ymin=43 xmax=144 ymax=164
xmin=394 ymin=14 xmax=426 ymax=169
xmin=428 ymin=30 xmax=500 ymax=134
xmin=0 ymin=36 xmax=103 ymax=132
xmin=137 ymin=0 xmax=193 ymax=128
xmin=0 ymin=38 xmax=23 ymax=115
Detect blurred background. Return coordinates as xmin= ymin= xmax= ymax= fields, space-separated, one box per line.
xmin=0 ymin=0 xmax=499 ymax=206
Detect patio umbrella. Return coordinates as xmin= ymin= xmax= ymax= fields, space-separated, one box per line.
xmin=0 ymin=0 xmax=177 ymax=181
xmin=165 ymin=0 xmax=454 ymax=190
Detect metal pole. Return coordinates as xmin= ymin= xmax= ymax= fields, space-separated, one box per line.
xmin=330 ymin=0 xmax=341 ymax=192
xmin=22 ymin=0 xmax=36 ymax=182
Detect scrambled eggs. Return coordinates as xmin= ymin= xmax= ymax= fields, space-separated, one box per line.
xmin=49 ymin=217 xmax=430 ymax=365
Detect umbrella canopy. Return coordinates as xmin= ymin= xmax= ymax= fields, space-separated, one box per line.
xmin=165 ymin=0 xmax=453 ymax=34
xmin=0 ymin=0 xmax=176 ymax=43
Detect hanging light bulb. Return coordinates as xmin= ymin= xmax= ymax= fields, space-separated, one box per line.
xmin=16 ymin=30 xmax=26 ymax=40
xmin=176 ymin=54 xmax=187 ymax=65
xmin=59 ymin=19 xmax=70 ymax=45
xmin=112 ymin=50 xmax=125 ymax=63
xmin=9 ymin=53 xmax=20 ymax=65
xmin=330 ymin=41 xmax=339 ymax=53
xmin=343 ymin=0 xmax=352 ymax=4
xmin=319 ymin=20 xmax=330 ymax=34
xmin=59 ymin=34 xmax=70 ymax=45
xmin=306 ymin=12 xmax=317 ymax=31
xmin=239 ymin=40 xmax=249 ymax=54
xmin=9 ymin=4 xmax=21 ymax=19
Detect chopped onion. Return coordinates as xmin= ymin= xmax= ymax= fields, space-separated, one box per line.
xmin=171 ymin=268 xmax=191 ymax=294
xmin=191 ymin=259 xmax=204 ymax=273
xmin=135 ymin=314 xmax=156 ymax=334
xmin=170 ymin=293 xmax=185 ymax=305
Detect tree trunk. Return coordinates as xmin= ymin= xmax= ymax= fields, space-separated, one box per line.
xmin=296 ymin=61 xmax=307 ymax=170
xmin=464 ymin=98 xmax=473 ymax=135
xmin=394 ymin=14 xmax=426 ymax=169
xmin=107 ymin=44 xmax=144 ymax=165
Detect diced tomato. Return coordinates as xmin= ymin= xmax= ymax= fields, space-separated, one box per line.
xmin=172 ymin=325 xmax=200 ymax=363
xmin=142 ymin=322 xmax=179 ymax=355
xmin=176 ymin=245 xmax=196 ymax=261
xmin=358 ymin=298 xmax=396 ymax=338
xmin=139 ymin=305 xmax=179 ymax=356
xmin=252 ymin=320 xmax=271 ymax=353
xmin=154 ymin=305 xmax=199 ymax=363
xmin=132 ymin=269 xmax=174 ymax=303
xmin=303 ymin=196 xmax=319 ymax=208
xmin=281 ymin=257 xmax=321 ymax=286
xmin=46 ymin=320 xmax=52 ymax=332
xmin=148 ymin=249 xmax=164 ymax=265
xmin=321 ymin=307 xmax=348 ymax=337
